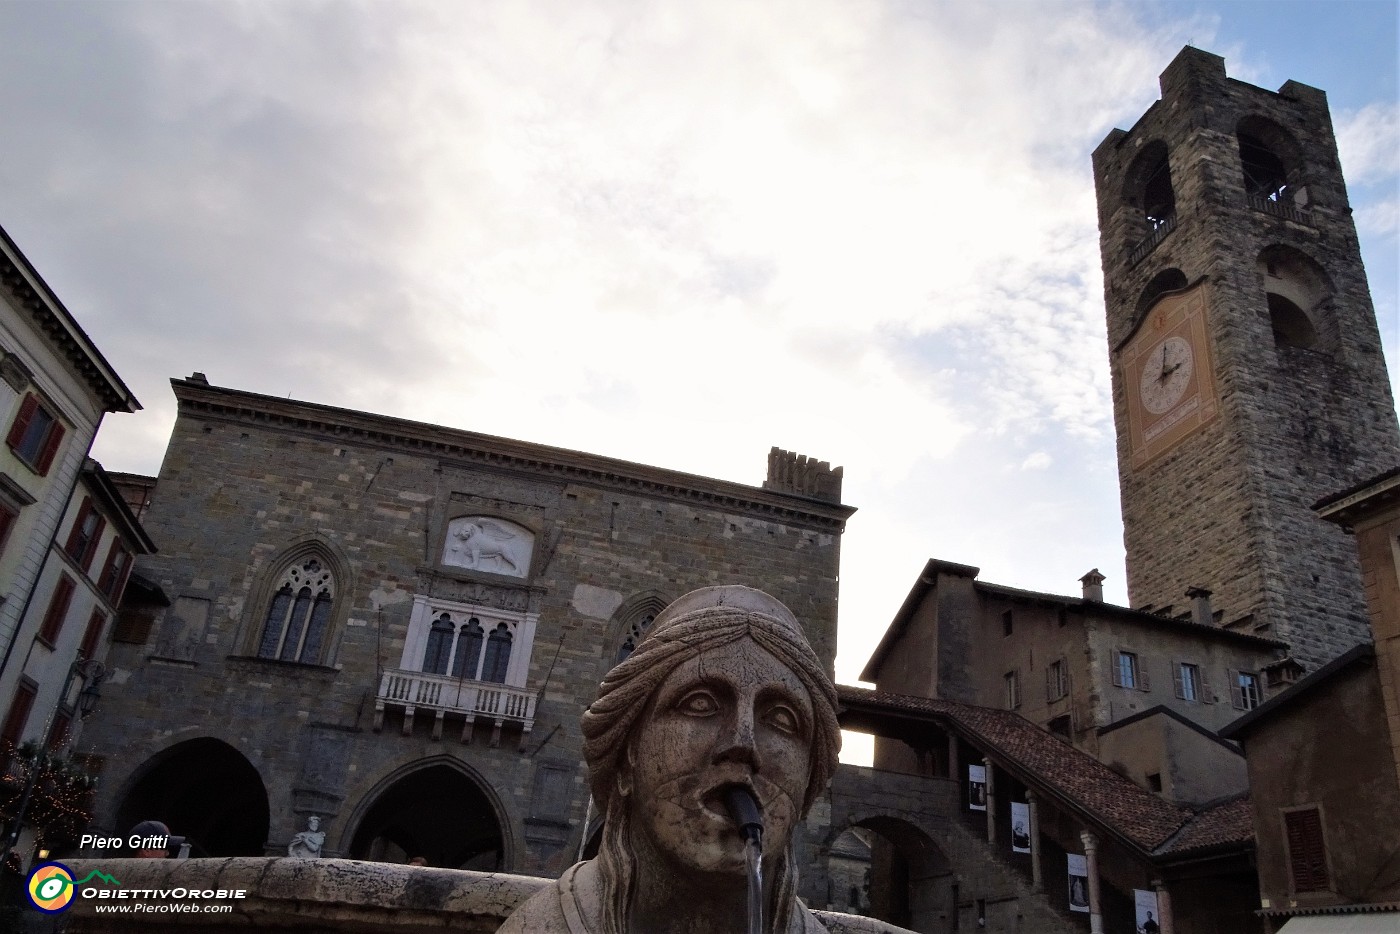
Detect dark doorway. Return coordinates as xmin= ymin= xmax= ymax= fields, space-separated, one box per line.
xmin=349 ymin=763 xmax=503 ymax=869
xmin=116 ymin=738 xmax=269 ymax=856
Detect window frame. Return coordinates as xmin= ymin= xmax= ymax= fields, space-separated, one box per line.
xmin=78 ymin=607 xmax=107 ymax=660
xmin=1046 ymin=658 xmax=1069 ymax=702
xmin=251 ymin=552 xmax=340 ymax=666
xmin=1 ymin=678 xmax=38 ymax=757
xmin=64 ymin=497 xmax=107 ymax=573
xmin=97 ymin=539 xmax=133 ymax=603
xmin=1004 ymin=669 xmax=1021 ymax=710
xmin=1174 ymin=661 xmax=1208 ymax=703
xmin=1231 ymin=669 xmax=1262 ymax=711
xmin=1112 ymin=649 xmax=1150 ymax=692
xmin=401 ymin=595 xmax=538 ymax=690
xmin=6 ymin=393 xmax=66 ymax=476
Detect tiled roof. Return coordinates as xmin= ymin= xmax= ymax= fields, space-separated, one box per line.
xmin=837 ymin=684 xmax=1250 ymax=859
xmin=1156 ymin=794 xmax=1253 ymax=855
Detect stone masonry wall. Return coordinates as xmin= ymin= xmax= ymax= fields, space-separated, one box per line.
xmin=1092 ymin=48 xmax=1400 ymax=670
xmin=82 ymin=378 xmax=850 ymax=880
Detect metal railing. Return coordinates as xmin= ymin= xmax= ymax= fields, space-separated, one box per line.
xmin=1246 ymin=193 xmax=1313 ymax=225
xmin=1128 ymin=213 xmax=1176 ymax=267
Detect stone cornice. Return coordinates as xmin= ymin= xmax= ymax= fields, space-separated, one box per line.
xmin=172 ymin=379 xmax=856 ymax=531
xmin=0 ymin=224 xmax=139 ymax=413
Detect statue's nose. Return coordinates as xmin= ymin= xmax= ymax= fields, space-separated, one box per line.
xmin=713 ymin=706 xmax=760 ymax=770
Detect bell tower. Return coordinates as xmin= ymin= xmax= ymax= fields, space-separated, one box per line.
xmin=1091 ymin=47 xmax=1400 ymax=670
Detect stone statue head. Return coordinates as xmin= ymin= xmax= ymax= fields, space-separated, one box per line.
xmin=580 ymin=585 xmax=840 ymax=933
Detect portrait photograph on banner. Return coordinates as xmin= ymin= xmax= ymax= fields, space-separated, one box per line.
xmin=1134 ymin=888 xmax=1160 ymax=933
xmin=1010 ymin=801 xmax=1031 ymax=853
xmin=968 ymin=764 xmax=987 ymax=811
xmin=1067 ymin=854 xmax=1089 ymax=913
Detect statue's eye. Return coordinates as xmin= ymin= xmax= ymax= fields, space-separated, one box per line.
xmin=764 ymin=704 xmax=799 ymax=735
xmin=677 ymin=691 xmax=719 ymax=716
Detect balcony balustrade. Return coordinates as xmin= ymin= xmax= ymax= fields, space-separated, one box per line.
xmin=374 ymin=668 xmax=536 ymax=745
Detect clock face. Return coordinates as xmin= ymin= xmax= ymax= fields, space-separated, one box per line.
xmin=1138 ymin=335 xmax=1194 ymax=415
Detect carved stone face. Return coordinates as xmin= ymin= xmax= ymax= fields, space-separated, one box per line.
xmin=623 ymin=638 xmax=813 ymax=875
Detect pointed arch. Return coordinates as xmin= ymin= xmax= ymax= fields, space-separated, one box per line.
xmin=608 ymin=590 xmax=672 ymax=664
xmin=243 ymin=536 xmax=351 ymax=666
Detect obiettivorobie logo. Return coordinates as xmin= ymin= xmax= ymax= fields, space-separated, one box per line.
xmin=25 ymin=862 xmax=246 ymax=915
xmin=26 ymin=863 xmax=118 ymax=913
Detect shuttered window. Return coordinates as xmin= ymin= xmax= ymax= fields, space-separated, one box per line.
xmin=6 ymin=393 xmax=66 ymax=475
xmin=1284 ymin=808 xmax=1330 ymax=893
xmin=38 ymin=574 xmax=76 ymax=646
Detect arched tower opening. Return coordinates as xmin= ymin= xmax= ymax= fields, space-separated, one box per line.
xmin=347 ymin=761 xmax=505 ymax=869
xmin=1257 ymin=245 xmax=1333 ymax=352
xmin=1237 ymin=115 xmax=1308 ymax=205
xmin=115 ymin=738 xmax=270 ymax=856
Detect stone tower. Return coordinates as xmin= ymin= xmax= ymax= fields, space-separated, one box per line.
xmin=1091 ymin=47 xmax=1400 ymax=671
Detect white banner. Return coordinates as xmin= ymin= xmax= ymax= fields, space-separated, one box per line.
xmin=1010 ymin=801 xmax=1030 ymax=853
xmin=1134 ymin=889 xmax=1160 ymax=933
xmin=1067 ymin=854 xmax=1089 ymax=913
xmin=968 ymin=764 xmax=986 ymax=811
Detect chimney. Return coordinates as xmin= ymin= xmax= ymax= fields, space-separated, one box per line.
xmin=1080 ymin=568 xmax=1105 ymax=602
xmin=1186 ymin=587 xmax=1214 ymax=626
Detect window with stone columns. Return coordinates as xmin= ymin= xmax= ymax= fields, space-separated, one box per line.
xmin=400 ymin=596 xmax=536 ymax=689
xmin=256 ymin=555 xmax=337 ymax=664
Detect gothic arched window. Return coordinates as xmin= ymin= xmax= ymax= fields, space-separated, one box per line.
xmin=617 ymin=612 xmax=656 ymax=663
xmin=424 ymin=614 xmax=455 ymax=675
xmin=257 ymin=557 xmax=335 ymax=664
xmin=452 ymin=618 xmax=485 ymax=679
xmin=482 ymin=624 xmax=512 ymax=683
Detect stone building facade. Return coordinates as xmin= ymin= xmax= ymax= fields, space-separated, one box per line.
xmin=84 ymin=374 xmax=852 ymax=880
xmin=1092 ymin=47 xmax=1400 ymax=671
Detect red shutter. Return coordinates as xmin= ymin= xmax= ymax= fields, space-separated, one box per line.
xmin=35 ymin=418 xmax=65 ymax=475
xmin=39 ymin=574 xmax=76 ymax=645
xmin=0 ymin=681 xmax=37 ymax=755
xmin=5 ymin=394 xmax=37 ymax=449
xmin=0 ymin=503 xmax=17 ymax=555
xmin=1285 ymin=809 xmax=1330 ymax=892
xmin=47 ymin=710 xmax=72 ymax=753
xmin=65 ymin=499 xmax=93 ymax=561
xmin=82 ymin=516 xmax=106 ymax=571
xmin=79 ymin=609 xmax=106 ymax=659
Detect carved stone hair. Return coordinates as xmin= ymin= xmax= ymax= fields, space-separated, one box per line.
xmin=579 ymin=586 xmax=841 ymax=934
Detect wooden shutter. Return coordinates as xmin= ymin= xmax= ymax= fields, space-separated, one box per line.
xmin=0 ymin=680 xmax=37 ymax=754
xmin=35 ymin=418 xmax=65 ymax=475
xmin=1139 ymin=658 xmax=1151 ymax=692
xmin=39 ymin=574 xmax=76 ymax=645
xmin=1284 ymin=809 xmax=1330 ymax=892
xmin=1172 ymin=662 xmax=1185 ymax=699
xmin=79 ymin=608 xmax=106 ymax=659
xmin=5 ymin=394 xmax=37 ymax=449
xmin=1201 ymin=668 xmax=1213 ymax=703
xmin=1229 ymin=670 xmax=1245 ymax=709
xmin=1111 ymin=652 xmax=1124 ymax=687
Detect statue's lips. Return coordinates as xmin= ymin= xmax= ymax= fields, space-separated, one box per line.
xmin=698 ymin=780 xmax=760 ymax=827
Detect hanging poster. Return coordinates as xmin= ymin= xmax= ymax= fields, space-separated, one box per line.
xmin=1067 ymin=854 xmax=1089 ymax=913
xmin=1010 ymin=802 xmax=1031 ymax=853
xmin=1134 ymin=889 xmax=1160 ymax=933
xmin=968 ymin=764 xmax=987 ymax=811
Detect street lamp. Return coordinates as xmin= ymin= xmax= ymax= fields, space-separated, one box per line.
xmin=0 ymin=657 xmax=106 ymax=866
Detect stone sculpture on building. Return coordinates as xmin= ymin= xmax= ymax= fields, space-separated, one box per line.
xmin=498 ymin=585 xmax=841 ymax=934
xmin=288 ymin=815 xmax=325 ymax=858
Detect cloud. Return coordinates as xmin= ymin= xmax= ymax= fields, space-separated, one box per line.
xmin=1021 ymin=451 xmax=1053 ymax=471
xmin=1336 ymin=103 xmax=1400 ymax=185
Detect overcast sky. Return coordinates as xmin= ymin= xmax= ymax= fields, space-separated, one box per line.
xmin=1 ymin=2 xmax=1395 ymax=751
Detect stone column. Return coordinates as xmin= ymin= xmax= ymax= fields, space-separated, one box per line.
xmin=1153 ymin=880 xmax=1175 ymax=934
xmin=1027 ymin=790 xmax=1043 ymax=892
xmin=984 ymin=757 xmax=996 ymax=845
xmin=1080 ymin=830 xmax=1104 ymax=934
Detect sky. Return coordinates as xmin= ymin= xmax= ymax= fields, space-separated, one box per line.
xmin=0 ymin=1 xmax=1395 ymax=762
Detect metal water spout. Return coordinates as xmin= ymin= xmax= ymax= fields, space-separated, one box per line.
xmin=723 ymin=785 xmax=765 ymax=934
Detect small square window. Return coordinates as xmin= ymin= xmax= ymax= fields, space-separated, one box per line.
xmin=1113 ymin=650 xmax=1150 ymax=691
xmin=1233 ymin=670 xmax=1262 ymax=711
xmin=6 ymin=394 xmax=66 ymax=476
xmin=1047 ymin=714 xmax=1072 ymax=740
xmin=1147 ymin=772 xmax=1163 ymax=793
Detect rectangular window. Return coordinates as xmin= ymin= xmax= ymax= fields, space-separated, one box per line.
xmin=0 ymin=501 xmax=17 ymax=558
xmin=1001 ymin=610 xmax=1013 ymax=636
xmin=1284 ymin=808 xmax=1330 ymax=893
xmin=1047 ymin=714 xmax=1072 ymax=740
xmin=1046 ymin=659 xmax=1068 ymax=701
xmin=1174 ymin=662 xmax=1203 ymax=702
xmin=6 ymin=393 xmax=66 ymax=476
xmin=1112 ymin=650 xmax=1149 ymax=691
xmin=97 ymin=540 xmax=133 ymax=603
xmin=64 ymin=498 xmax=106 ymax=572
xmin=79 ymin=608 xmax=106 ymax=660
xmin=1232 ymin=670 xmax=1262 ymax=710
xmin=38 ymin=574 xmax=76 ymax=646
xmin=1005 ymin=669 xmax=1021 ymax=709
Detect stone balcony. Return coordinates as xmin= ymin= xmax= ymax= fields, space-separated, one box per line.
xmin=373 ymin=669 xmax=537 ymax=745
